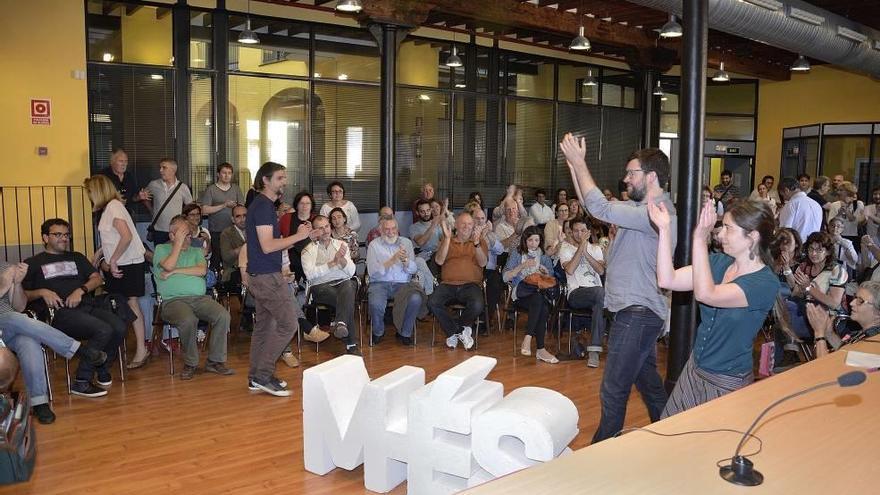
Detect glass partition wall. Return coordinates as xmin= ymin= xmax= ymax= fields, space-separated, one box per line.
xmin=87 ymin=0 xmax=646 ymax=214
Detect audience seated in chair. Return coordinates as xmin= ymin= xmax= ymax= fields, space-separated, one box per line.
xmin=153 ymin=215 xmax=234 ymax=381
xmin=220 ymin=205 xmax=248 ymax=284
xmin=427 ymin=212 xmax=487 ymax=350
xmin=558 ymin=217 xmax=606 ymax=368
xmin=0 ymin=261 xmax=108 ymax=425
xmin=503 ymin=225 xmax=559 ymax=364
xmin=366 ymin=216 xmax=423 ymax=344
xmin=301 ymin=215 xmax=360 ymax=355
xmin=466 ymin=203 xmax=503 ymax=335
xmin=806 ymin=280 xmax=880 ymax=358
xmin=22 ymin=218 xmax=126 ymax=397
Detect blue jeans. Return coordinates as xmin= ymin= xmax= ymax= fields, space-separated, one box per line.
xmin=568 ymin=286 xmax=607 ymax=352
xmin=0 ymin=311 xmax=80 ymax=407
xmin=368 ymin=282 xmax=421 ymax=337
xmin=592 ymin=306 xmax=668 ymax=443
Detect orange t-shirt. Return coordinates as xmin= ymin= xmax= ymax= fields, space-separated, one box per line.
xmin=441 ymin=238 xmax=488 ymax=285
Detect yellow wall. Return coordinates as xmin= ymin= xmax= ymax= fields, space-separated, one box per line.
xmin=1 ymin=0 xmax=89 ymax=186
xmin=0 ymin=0 xmax=92 ymax=254
xmin=756 ymin=65 xmax=880 ymax=181
xmin=121 ymin=6 xmax=173 ymax=65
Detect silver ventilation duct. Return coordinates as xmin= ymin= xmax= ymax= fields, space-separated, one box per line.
xmin=626 ymin=0 xmax=880 ymax=78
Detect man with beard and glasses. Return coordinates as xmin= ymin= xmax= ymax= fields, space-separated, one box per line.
xmin=560 ymin=133 xmax=674 ymax=443
xmin=244 ymin=162 xmax=312 ymax=397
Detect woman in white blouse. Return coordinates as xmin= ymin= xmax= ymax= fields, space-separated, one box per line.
xmin=319 ymin=181 xmax=361 ymax=233
xmin=84 ymin=175 xmax=150 ymax=369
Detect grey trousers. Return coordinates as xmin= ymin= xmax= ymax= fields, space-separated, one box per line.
xmin=161 ymin=295 xmax=230 ymax=367
xmin=247 ymin=272 xmax=301 ymax=383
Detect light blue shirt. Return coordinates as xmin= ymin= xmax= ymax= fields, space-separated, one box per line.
xmin=367 ymin=236 xmax=418 ymax=283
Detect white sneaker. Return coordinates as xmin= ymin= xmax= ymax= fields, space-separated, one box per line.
xmin=197 ymin=329 xmax=206 ymax=343
xmin=460 ymin=326 xmax=474 ymax=350
xmin=446 ymin=334 xmax=459 ymax=349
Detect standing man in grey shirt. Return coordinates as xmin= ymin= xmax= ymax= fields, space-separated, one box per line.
xmin=560 ymin=133 xmax=675 ymax=443
xmin=146 ymin=158 xmax=193 ymax=246
xmin=200 ymin=162 xmax=244 ymax=271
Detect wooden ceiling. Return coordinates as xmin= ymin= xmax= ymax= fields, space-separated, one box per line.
xmin=260 ymin=0 xmax=880 ymax=80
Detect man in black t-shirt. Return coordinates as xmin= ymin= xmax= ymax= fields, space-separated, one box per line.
xmin=244 ymin=162 xmax=312 ymax=397
xmin=22 ymin=219 xmax=126 ymax=398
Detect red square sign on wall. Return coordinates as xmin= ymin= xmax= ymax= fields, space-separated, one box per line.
xmin=31 ymin=99 xmax=51 ymax=125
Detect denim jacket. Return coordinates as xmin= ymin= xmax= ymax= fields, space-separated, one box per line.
xmin=503 ymin=250 xmax=555 ymax=300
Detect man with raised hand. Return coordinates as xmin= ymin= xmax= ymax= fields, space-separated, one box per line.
xmin=560 ymin=132 xmax=673 ymax=443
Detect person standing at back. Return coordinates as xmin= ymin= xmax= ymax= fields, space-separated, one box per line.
xmin=200 ymin=162 xmax=244 ymax=272
xmin=560 ymin=133 xmax=674 ymax=443
xmin=145 ymin=158 xmax=193 ymax=246
xmin=244 ymin=162 xmax=312 ymax=397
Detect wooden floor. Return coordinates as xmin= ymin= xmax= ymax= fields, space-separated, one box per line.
xmin=4 ymin=319 xmax=666 ymax=495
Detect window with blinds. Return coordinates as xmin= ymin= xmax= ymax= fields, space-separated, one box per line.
xmin=555 ymin=103 xmax=601 ymax=193
xmin=395 ymin=88 xmax=451 ymax=210
xmin=312 ymin=82 xmax=381 ymax=211
xmin=190 ymin=73 xmax=215 ymax=198
xmin=600 ymin=107 xmax=643 ymax=189
xmin=506 ymin=98 xmax=555 ymax=201
xmin=87 ymin=64 xmax=175 ymax=222
xmin=227 ymin=75 xmax=310 ymax=200
xmin=451 ymin=94 xmax=505 ymax=207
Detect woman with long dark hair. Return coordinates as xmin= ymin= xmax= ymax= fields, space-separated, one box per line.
xmin=503 ymin=225 xmax=558 ymax=364
xmin=649 ymin=199 xmax=779 ymax=417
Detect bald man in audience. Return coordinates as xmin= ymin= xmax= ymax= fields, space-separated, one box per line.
xmin=428 ymin=212 xmax=488 ymax=350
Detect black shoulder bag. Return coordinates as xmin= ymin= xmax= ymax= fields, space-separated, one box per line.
xmin=146 ymin=182 xmax=184 ymax=242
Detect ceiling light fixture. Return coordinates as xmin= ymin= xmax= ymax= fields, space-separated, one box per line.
xmin=583 ymin=69 xmax=597 ymax=86
xmin=150 ymin=74 xmax=164 ymax=80
xmin=335 ymin=0 xmax=363 ymax=13
xmin=239 ymin=0 xmax=259 ymax=45
xmin=712 ymin=61 xmax=730 ymax=82
xmin=102 ymin=53 xmax=115 ymax=62
xmin=790 ymin=55 xmax=811 ymax=72
xmin=570 ymin=2 xmax=591 ymax=51
xmin=659 ymin=14 xmax=682 ymax=39
xmin=570 ymin=25 xmax=591 ymax=51
xmin=653 ymin=80 xmax=664 ymax=96
xmin=446 ymin=45 xmax=463 ymax=68
xmin=446 ymin=31 xmax=463 ymax=68
xmin=338 ymin=73 xmax=349 ymax=81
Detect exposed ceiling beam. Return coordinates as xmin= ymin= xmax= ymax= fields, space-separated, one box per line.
xmin=156 ymin=7 xmax=172 ymax=20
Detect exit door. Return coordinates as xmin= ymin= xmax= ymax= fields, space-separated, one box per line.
xmin=703 ymin=155 xmax=754 ymax=196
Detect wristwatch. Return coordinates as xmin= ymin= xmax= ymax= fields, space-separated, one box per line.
xmin=79 ymin=285 xmax=89 ymax=295
xmin=782 ymin=268 xmax=793 ymax=276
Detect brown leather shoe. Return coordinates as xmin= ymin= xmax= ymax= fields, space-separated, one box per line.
xmin=205 ymin=361 xmax=235 ymax=376
xmin=304 ymin=325 xmax=330 ymax=343
xmin=180 ymin=364 xmax=197 ymax=380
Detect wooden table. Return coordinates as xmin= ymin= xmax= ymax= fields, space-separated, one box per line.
xmin=465 ymin=341 xmax=880 ymax=494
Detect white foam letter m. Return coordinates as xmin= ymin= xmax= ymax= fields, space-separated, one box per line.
xmin=303 ymin=355 xmax=424 ymax=492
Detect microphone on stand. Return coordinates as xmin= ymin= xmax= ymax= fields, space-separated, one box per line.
xmin=719 ymin=370 xmax=867 ymax=486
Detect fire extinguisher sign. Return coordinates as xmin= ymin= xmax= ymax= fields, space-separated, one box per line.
xmin=31 ymin=99 xmax=51 ymax=125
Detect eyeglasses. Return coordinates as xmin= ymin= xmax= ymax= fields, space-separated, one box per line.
xmin=47 ymin=232 xmax=71 ymax=239
xmin=624 ymin=169 xmax=645 ymax=177
xmin=853 ymin=296 xmax=874 ymax=306
xmin=807 ymin=246 xmax=826 ymax=253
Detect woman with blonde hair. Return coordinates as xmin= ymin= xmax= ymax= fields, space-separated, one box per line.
xmin=84 ymin=175 xmax=150 ymax=369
